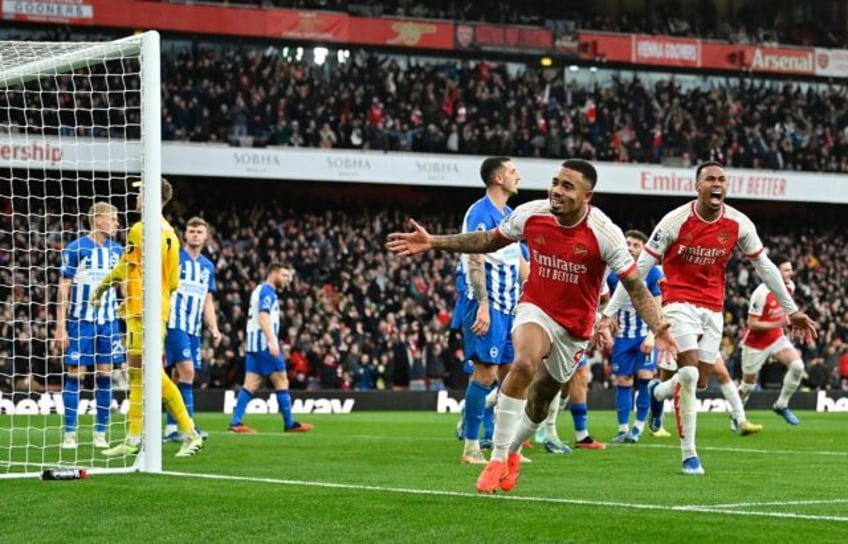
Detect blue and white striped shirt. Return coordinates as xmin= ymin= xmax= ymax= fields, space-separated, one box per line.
xmin=606 ymin=265 xmax=664 ymax=339
xmin=168 ymin=249 xmax=217 ymax=336
xmin=454 ymin=260 xmax=467 ymax=297
xmin=62 ymin=236 xmax=122 ymax=324
xmin=246 ymin=282 xmax=279 ymax=353
xmin=459 ymin=196 xmax=522 ymax=314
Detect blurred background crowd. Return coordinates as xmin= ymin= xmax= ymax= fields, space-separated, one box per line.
xmin=1 ymin=0 xmax=848 ymax=395
xmin=2 ymin=183 xmax=846 ymax=394
xmin=167 ymin=0 xmax=847 ymax=48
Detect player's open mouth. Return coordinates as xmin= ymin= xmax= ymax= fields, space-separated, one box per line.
xmin=709 ymin=191 xmax=722 ymax=205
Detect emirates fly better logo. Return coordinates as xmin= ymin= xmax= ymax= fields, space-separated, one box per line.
xmin=532 ymin=249 xmax=588 ymax=284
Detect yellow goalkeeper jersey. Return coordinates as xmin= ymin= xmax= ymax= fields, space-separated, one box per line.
xmin=101 ymin=217 xmax=180 ymax=322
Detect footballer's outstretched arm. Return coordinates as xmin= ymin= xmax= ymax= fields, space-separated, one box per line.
xmin=387 ymin=219 xmax=511 ymax=256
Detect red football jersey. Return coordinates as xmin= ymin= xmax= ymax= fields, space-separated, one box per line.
xmin=742 ymin=281 xmax=794 ymax=349
xmin=644 ymin=202 xmax=764 ymax=312
xmin=497 ymin=200 xmax=636 ymax=340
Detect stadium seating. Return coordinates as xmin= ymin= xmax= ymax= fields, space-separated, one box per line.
xmin=1 ymin=24 xmax=846 ymax=392
xmin=164 ymin=1 xmax=845 ymax=47
xmin=3 ymin=27 xmax=848 ymax=173
xmin=2 ymin=190 xmax=845 ymax=392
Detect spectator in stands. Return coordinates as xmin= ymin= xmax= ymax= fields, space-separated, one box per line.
xmin=8 ymin=24 xmax=848 ymax=174
xmin=839 ymin=344 xmax=848 ymax=391
xmin=5 ymin=185 xmax=846 ymax=393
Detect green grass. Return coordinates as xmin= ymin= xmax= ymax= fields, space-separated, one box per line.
xmin=2 ymin=411 xmax=847 ymax=543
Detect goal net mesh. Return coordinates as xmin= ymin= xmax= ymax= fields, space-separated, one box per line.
xmin=0 ymin=36 xmax=150 ymax=476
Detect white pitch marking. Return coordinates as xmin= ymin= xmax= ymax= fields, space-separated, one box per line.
xmin=695 ymin=499 xmax=848 ymax=509
xmin=206 ymin=430 xmax=848 ymax=457
xmin=161 ymin=470 xmax=848 ymax=523
xmin=626 ymin=443 xmax=848 ymax=457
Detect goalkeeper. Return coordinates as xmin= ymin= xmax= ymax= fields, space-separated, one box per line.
xmin=93 ymin=177 xmax=203 ymax=458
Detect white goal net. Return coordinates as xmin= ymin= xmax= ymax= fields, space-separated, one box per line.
xmin=0 ymin=32 xmax=163 ymax=477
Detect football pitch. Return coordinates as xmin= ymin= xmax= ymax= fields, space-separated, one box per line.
xmin=2 ymin=410 xmax=847 ymax=543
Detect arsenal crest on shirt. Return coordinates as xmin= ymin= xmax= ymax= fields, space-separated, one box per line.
xmin=573 ymin=243 xmax=588 ymax=258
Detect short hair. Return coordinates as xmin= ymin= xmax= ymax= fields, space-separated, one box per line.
xmin=624 ymin=229 xmax=648 ymax=243
xmin=561 ymin=158 xmax=598 ymax=189
xmin=771 ymin=253 xmax=791 ymax=267
xmin=87 ymin=202 xmax=118 ymax=229
xmin=695 ymin=161 xmax=725 ymax=179
xmin=480 ymin=157 xmax=511 ymax=187
xmin=161 ymin=177 xmax=173 ymax=206
xmin=132 ymin=177 xmax=173 ymax=206
xmin=268 ymin=262 xmax=289 ymax=274
xmin=186 ymin=216 xmax=208 ymax=229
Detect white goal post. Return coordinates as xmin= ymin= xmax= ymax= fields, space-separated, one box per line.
xmin=0 ymin=31 xmax=162 ymax=477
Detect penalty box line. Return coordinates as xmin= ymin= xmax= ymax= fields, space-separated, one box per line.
xmin=162 ymin=470 xmax=848 ymax=524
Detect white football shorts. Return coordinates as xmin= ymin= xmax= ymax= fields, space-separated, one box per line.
xmin=513 ymin=302 xmax=587 ymax=383
xmin=662 ymin=302 xmax=723 ymax=365
xmin=741 ymin=336 xmax=795 ymax=375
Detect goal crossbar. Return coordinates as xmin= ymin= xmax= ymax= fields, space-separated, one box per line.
xmin=0 ymin=34 xmax=145 ymax=89
xmin=0 ymin=30 xmax=163 ymax=477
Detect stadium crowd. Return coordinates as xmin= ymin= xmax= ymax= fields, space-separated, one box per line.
xmin=1 ymin=23 xmax=847 ymax=395
xmin=6 ymin=33 xmax=848 ymax=174
xmin=159 ymin=44 xmax=848 ymax=174
xmin=164 ymin=0 xmax=845 ymax=48
xmin=2 ymin=186 xmax=847 ymax=394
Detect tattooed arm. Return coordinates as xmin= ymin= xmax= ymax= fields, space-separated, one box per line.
xmin=619 ymin=274 xmax=663 ymax=334
xmin=386 ymin=219 xmax=512 ymax=256
xmin=617 ymin=272 xmax=678 ymax=355
xmin=467 ymin=254 xmax=488 ymax=304
xmin=467 ymin=252 xmax=491 ymax=336
xmin=431 ymin=230 xmax=511 ymax=253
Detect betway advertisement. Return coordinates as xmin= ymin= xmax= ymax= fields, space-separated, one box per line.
xmin=1 ymin=135 xmax=847 ymax=204
xmin=2 ymin=390 xmax=847 ymax=414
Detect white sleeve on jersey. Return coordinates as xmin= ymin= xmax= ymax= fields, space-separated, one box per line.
xmin=589 ymin=209 xmax=637 ymax=318
xmin=733 ymin=211 xmax=765 ymax=258
xmin=644 ymin=214 xmax=679 ymax=258
xmin=748 ymin=252 xmax=799 ymax=315
xmin=644 ymin=203 xmax=693 ymax=258
xmin=728 ymin=209 xmax=796 ymax=314
xmin=594 ymin=220 xmax=635 ymax=278
xmin=497 ymin=199 xmax=548 ymax=241
xmin=747 ymin=284 xmax=770 ymax=317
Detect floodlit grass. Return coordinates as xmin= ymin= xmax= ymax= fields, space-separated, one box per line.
xmin=2 ymin=410 xmax=847 ymax=543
